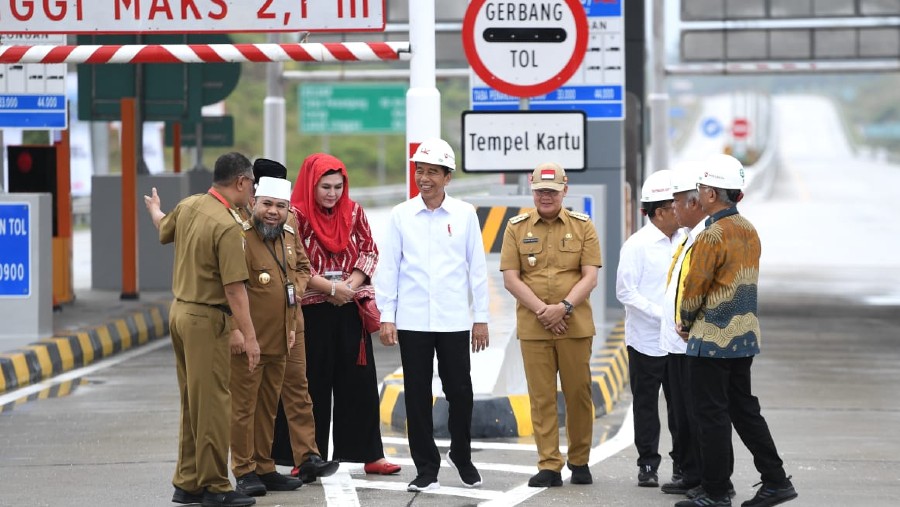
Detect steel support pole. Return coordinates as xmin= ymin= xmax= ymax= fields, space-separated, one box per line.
xmin=648 ymin=0 xmax=669 ymax=176
xmin=264 ymin=33 xmax=286 ymax=164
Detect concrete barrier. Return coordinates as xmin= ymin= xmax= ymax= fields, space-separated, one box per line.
xmin=0 ymin=302 xmax=170 ymax=395
xmin=378 ymin=321 xmax=627 ymax=439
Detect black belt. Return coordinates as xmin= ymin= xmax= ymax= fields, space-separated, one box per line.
xmin=176 ymin=299 xmax=232 ymax=316
xmin=211 ymin=304 xmax=233 ymax=316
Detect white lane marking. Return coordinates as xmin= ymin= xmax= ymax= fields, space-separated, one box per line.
xmin=351 ymin=479 xmax=504 ymax=500
xmin=479 ymin=404 xmax=635 ymax=507
xmin=322 ymin=466 xmax=361 ymax=506
xmin=0 ymin=339 xmax=170 ymax=407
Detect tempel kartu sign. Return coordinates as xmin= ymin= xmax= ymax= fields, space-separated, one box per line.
xmin=463 ymin=0 xmax=589 ymax=98
xmin=0 ymin=0 xmax=385 ymax=33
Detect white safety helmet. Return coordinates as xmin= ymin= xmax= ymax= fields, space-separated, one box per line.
xmin=699 ymin=154 xmax=745 ymax=190
xmin=670 ymin=160 xmax=704 ymax=194
xmin=409 ymin=138 xmax=456 ymax=171
xmin=640 ymin=170 xmax=674 ymax=202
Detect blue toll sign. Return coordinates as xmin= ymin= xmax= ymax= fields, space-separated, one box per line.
xmin=701 ymin=117 xmax=723 ymax=138
xmin=0 ymin=203 xmax=30 ymax=297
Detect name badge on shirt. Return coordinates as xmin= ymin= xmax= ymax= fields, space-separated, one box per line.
xmin=523 ymin=237 xmax=539 ymax=244
xmin=285 ymin=282 xmax=297 ymax=307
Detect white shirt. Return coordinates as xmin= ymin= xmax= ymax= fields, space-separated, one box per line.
xmin=616 ymin=221 xmax=674 ymax=357
xmin=375 ymin=193 xmax=489 ymax=332
xmin=660 ymin=220 xmax=707 ymax=354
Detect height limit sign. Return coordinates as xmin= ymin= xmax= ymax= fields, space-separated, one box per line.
xmin=463 ymin=0 xmax=588 ymax=98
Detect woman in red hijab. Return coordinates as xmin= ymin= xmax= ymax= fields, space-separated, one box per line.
xmin=282 ymin=153 xmax=399 ymax=477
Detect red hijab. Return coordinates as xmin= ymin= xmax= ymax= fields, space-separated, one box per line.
xmin=291 ymin=153 xmax=354 ymax=254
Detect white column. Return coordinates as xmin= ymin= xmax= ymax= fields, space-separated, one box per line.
xmin=648 ymin=0 xmax=669 ymax=176
xmin=406 ymin=0 xmax=441 ymax=199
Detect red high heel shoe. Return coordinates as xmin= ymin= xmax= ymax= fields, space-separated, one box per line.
xmin=364 ymin=460 xmax=401 ymax=475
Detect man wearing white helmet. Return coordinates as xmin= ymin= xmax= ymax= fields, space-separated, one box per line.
xmin=659 ymin=161 xmax=716 ymax=499
xmin=675 ymin=155 xmax=797 ymax=507
xmin=616 ymin=169 xmax=682 ymax=488
xmin=375 ymin=138 xmax=490 ymax=493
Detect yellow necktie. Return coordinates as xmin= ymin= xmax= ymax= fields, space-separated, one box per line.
xmin=666 ymin=235 xmax=689 ymax=287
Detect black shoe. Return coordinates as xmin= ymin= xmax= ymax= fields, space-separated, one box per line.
xmin=406 ymin=475 xmax=439 ymax=492
xmin=234 ymin=472 xmax=266 ymax=497
xmin=741 ymin=477 xmax=798 ymax=507
xmin=688 ymin=485 xmax=737 ymax=499
xmin=201 ymin=490 xmax=256 ymax=507
xmin=257 ymin=471 xmax=303 ymax=491
xmin=672 ymin=465 xmax=684 ymax=484
xmin=528 ymin=469 xmax=563 ymax=488
xmin=447 ymin=450 xmax=483 ymax=488
xmin=172 ymin=486 xmax=204 ymax=504
xmin=567 ymin=462 xmax=592 ymax=485
xmin=663 ymin=478 xmax=701 ymax=495
xmin=675 ymin=492 xmax=732 ymax=507
xmin=638 ymin=465 xmax=659 ymax=487
xmin=298 ymin=454 xmax=339 ymax=484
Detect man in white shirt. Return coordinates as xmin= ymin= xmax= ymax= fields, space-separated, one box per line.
xmin=616 ymin=169 xmax=681 ymax=488
xmin=659 ymin=162 xmax=716 ymax=498
xmin=375 ymin=138 xmax=490 ymax=493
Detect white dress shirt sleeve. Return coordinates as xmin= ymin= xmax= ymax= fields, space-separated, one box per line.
xmin=616 ymin=238 xmax=663 ymax=321
xmin=465 ymin=207 xmax=490 ymax=323
xmin=374 ymin=206 xmax=402 ymax=323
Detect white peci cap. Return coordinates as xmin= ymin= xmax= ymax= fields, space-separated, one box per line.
xmin=254 ymin=176 xmax=291 ymax=201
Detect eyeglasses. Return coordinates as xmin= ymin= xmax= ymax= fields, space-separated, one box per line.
xmin=533 ymin=189 xmax=561 ymax=197
xmin=696 ymin=183 xmax=712 ymax=192
xmin=241 ymin=174 xmax=256 ymax=186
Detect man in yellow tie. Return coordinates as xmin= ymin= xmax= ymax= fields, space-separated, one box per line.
xmin=659 ymin=161 xmax=719 ymax=499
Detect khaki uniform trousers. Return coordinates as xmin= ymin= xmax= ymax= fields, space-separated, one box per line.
xmin=281 ymin=332 xmax=320 ymax=464
xmin=230 ymin=353 xmax=287 ymax=477
xmin=520 ymin=336 xmax=594 ymax=471
xmin=169 ymin=301 xmax=232 ymax=494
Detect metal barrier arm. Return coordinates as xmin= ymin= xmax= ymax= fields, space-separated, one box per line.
xmin=0 ymin=42 xmax=410 ymax=64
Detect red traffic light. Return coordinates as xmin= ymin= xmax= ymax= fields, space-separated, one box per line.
xmin=15 ymin=151 xmax=33 ymax=174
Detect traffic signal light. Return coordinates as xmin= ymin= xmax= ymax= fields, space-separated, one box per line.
xmin=7 ymin=145 xmax=58 ymax=236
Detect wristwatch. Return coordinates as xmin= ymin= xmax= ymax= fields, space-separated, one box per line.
xmin=561 ymin=299 xmax=574 ymax=315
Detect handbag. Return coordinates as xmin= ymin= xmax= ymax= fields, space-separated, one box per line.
xmin=356 ymin=296 xmax=381 ymax=334
xmin=354 ymin=297 xmax=381 ymax=366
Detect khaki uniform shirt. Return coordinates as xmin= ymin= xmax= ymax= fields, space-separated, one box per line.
xmin=240 ymin=210 xmax=311 ymax=356
xmin=499 ymin=209 xmax=602 ymax=340
xmin=159 ymin=193 xmax=248 ymax=306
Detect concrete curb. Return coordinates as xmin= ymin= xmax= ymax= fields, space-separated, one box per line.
xmin=378 ymin=321 xmax=628 ymax=439
xmin=0 ymin=302 xmax=170 ymax=395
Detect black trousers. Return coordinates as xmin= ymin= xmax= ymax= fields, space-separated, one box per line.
xmin=688 ymin=355 xmax=786 ymax=498
xmin=303 ymin=302 xmax=384 ymax=463
xmin=667 ymin=353 xmax=701 ymax=486
xmin=628 ymin=346 xmax=677 ymax=470
xmin=398 ymin=330 xmax=473 ymax=480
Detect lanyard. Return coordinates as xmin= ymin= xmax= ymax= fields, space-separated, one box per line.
xmin=208 ymin=188 xmax=244 ymax=226
xmin=263 ymin=234 xmax=288 ymax=277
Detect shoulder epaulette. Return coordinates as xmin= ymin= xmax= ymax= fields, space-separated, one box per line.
xmin=567 ymin=210 xmax=590 ymax=221
xmin=283 ymin=224 xmax=295 ymax=235
xmin=508 ymin=213 xmax=530 ymax=224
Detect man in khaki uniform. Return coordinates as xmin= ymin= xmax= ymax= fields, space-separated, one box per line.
xmin=144 ymin=152 xmax=260 ymax=507
xmin=250 ymin=159 xmax=339 ymax=484
xmin=499 ymin=162 xmax=602 ymax=488
xmin=229 ymin=176 xmax=309 ymax=496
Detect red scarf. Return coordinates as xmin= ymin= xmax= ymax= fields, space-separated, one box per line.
xmin=291 ymin=153 xmax=353 ymax=254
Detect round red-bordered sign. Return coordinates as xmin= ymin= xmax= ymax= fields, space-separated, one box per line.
xmin=463 ymin=0 xmax=589 ymax=98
